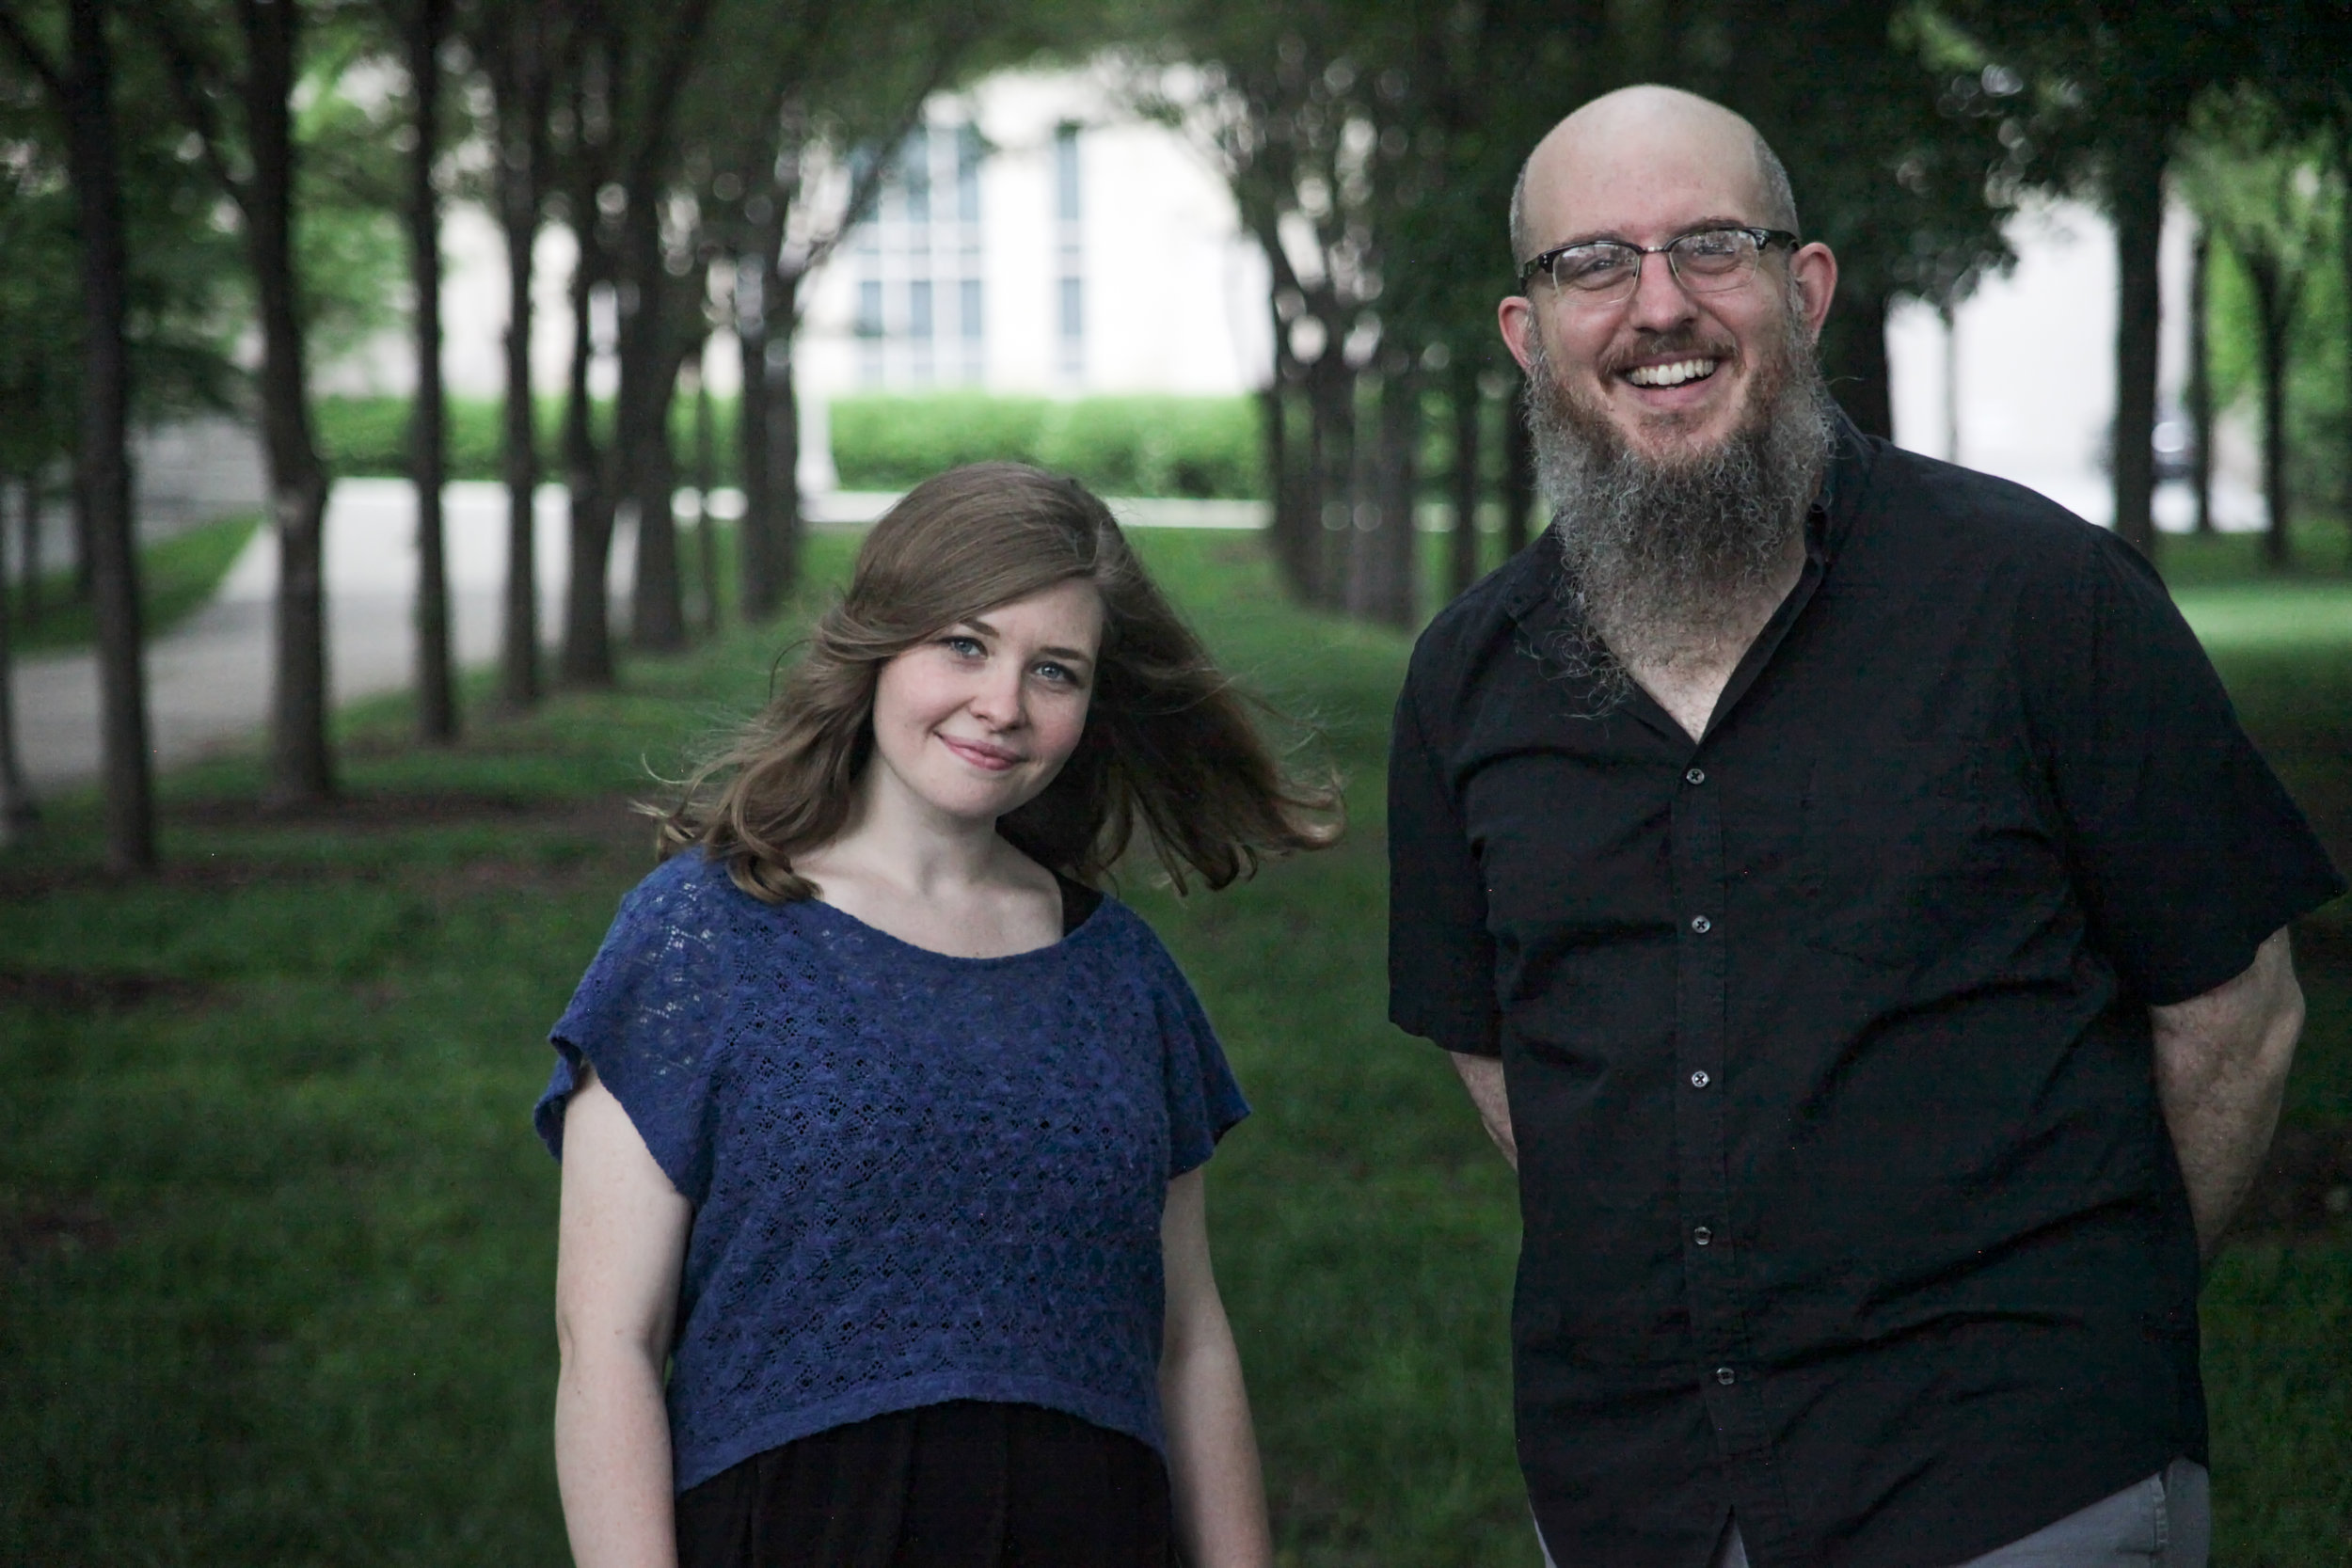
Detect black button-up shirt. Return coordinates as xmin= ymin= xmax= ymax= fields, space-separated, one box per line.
xmin=1387 ymin=428 xmax=2343 ymax=1568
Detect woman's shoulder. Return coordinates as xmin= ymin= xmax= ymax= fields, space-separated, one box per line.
xmin=611 ymin=847 xmax=823 ymax=944
xmin=1067 ymin=894 xmax=1191 ymax=984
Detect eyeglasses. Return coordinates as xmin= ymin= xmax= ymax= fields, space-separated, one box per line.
xmin=1518 ymin=226 xmax=1799 ymax=301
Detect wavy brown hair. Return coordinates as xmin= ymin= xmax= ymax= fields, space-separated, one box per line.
xmin=660 ymin=462 xmax=1340 ymax=902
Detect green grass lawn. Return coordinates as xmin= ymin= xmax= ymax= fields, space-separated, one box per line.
xmin=7 ymin=513 xmax=261 ymax=657
xmin=2 ymin=525 xmax=2346 ymax=1565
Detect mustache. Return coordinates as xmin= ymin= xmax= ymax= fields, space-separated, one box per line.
xmin=1599 ymin=329 xmax=1738 ymax=379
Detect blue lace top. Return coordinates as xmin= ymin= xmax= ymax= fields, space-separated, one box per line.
xmin=533 ymin=849 xmax=1248 ymax=1494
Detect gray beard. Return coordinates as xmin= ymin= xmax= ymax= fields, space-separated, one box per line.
xmin=1526 ymin=311 xmax=1836 ymax=714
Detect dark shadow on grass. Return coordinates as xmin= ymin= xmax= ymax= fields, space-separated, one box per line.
xmin=0 ymin=967 xmax=217 ymax=1010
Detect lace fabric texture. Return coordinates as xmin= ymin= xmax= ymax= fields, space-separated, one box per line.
xmin=535 ymin=850 xmax=1248 ymax=1493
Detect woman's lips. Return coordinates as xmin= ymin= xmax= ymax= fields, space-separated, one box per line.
xmin=939 ymin=734 xmax=1021 ymax=771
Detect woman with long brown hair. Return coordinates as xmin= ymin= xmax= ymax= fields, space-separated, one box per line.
xmin=535 ymin=464 xmax=1335 ymax=1568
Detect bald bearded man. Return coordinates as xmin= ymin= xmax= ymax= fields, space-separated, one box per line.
xmin=1385 ymin=87 xmax=2342 ymax=1568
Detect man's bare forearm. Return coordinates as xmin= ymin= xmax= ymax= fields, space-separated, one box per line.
xmin=2151 ymin=927 xmax=2304 ymax=1260
xmin=1449 ymin=1051 xmax=1518 ymax=1169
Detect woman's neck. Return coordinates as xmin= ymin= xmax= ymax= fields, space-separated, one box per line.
xmin=792 ymin=766 xmax=1062 ymax=959
xmin=822 ymin=765 xmax=1016 ymax=897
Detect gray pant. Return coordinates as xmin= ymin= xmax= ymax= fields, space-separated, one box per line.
xmin=1539 ymin=1460 xmax=2211 ymax=1567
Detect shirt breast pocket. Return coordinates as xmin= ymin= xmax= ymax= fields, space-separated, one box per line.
xmin=1801 ymin=746 xmax=1992 ymax=971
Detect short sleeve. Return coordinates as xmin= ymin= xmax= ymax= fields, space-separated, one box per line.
xmin=532 ymin=858 xmax=734 ymax=1201
xmin=1387 ymin=673 xmax=1502 ymax=1056
xmin=2024 ymin=530 xmax=2344 ymax=1005
xmin=1148 ymin=944 xmax=1249 ymax=1179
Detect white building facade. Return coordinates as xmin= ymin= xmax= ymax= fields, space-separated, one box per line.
xmin=792 ymin=68 xmax=1271 ymax=404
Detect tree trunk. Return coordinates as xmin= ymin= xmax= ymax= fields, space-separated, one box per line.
xmin=1820 ymin=284 xmax=1894 ymax=441
xmin=495 ymin=187 xmax=538 ymax=704
xmin=2186 ymin=226 xmax=2213 ymax=535
xmin=0 ymin=482 xmax=36 ymax=845
xmin=1257 ymin=380 xmax=1290 ymax=594
xmin=734 ymin=254 xmax=776 ymax=620
xmin=618 ymin=197 xmax=684 ymax=654
xmin=2107 ymin=124 xmax=2164 ymax=560
xmin=1305 ymin=350 xmax=1354 ymax=611
xmin=764 ymin=266 xmax=803 ymax=606
xmin=66 ymin=0 xmax=153 ymax=865
xmin=15 ymin=477 xmax=38 ymax=629
xmin=2247 ymin=257 xmax=2293 ymax=570
xmin=734 ymin=216 xmax=803 ymax=621
xmin=1343 ymin=371 xmax=1379 ymax=621
xmin=1265 ymin=375 xmax=1319 ymax=607
xmin=243 ymin=0 xmax=333 ymax=805
xmin=493 ymin=13 xmax=546 ymax=709
xmin=628 ymin=350 xmax=686 ymax=653
xmin=71 ymin=471 xmax=91 ymax=602
xmin=1448 ymin=356 xmax=1483 ymax=601
xmin=407 ymin=0 xmax=454 ymax=743
xmin=1260 ymin=291 xmax=1315 ymax=607
xmin=2341 ymin=138 xmax=2352 ymax=569
xmin=559 ymin=255 xmax=615 ymax=686
xmin=691 ymin=358 xmax=717 ymax=636
xmin=1502 ymin=371 xmax=1534 ymax=558
xmin=1354 ymin=356 xmax=1420 ymax=627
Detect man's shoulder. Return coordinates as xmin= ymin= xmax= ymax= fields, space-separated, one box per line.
xmin=1851 ymin=439 xmax=2113 ymax=581
xmin=1404 ymin=540 xmax=1549 ymax=699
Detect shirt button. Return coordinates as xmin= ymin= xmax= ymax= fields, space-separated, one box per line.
xmin=1716 ymin=1366 xmax=1737 ymax=1386
xmin=1685 ymin=767 xmax=1707 ymax=785
xmin=1690 ymin=915 xmax=1712 ymax=934
xmin=1690 ymin=1069 xmax=1711 ymax=1089
xmin=1693 ymin=1226 xmax=1713 ymax=1246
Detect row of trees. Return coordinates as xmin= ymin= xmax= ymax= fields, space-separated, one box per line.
xmin=0 ymin=0 xmax=1088 ymax=868
xmin=4 ymin=0 xmax=2349 ymax=872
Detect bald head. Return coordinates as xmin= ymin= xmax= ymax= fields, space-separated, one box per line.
xmin=1509 ymin=86 xmax=1798 ymax=266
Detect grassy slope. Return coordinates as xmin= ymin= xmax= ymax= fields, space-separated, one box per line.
xmin=7 ymin=513 xmax=261 ymax=657
xmin=1 ymin=524 xmax=2345 ymax=1565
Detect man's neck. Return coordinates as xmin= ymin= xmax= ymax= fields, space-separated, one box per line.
xmin=1615 ymin=533 xmax=1807 ymax=744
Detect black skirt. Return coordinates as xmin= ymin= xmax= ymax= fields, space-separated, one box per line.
xmin=675 ymin=1401 xmax=1176 ymax=1568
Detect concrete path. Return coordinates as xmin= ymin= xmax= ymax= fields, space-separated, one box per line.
xmin=8 ymin=482 xmax=1268 ymax=793
xmin=12 ymin=481 xmax=625 ymax=793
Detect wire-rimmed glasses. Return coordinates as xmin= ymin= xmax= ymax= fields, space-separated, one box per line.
xmin=1518 ymin=226 xmax=1799 ymax=301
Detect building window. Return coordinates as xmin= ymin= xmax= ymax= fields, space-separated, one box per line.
xmin=1058 ymin=275 xmax=1083 ymax=380
xmin=900 ymin=130 xmax=931 ymax=225
xmin=1054 ymin=123 xmax=1081 ymax=225
xmin=957 ymin=126 xmax=983 ymax=223
xmin=960 ymin=278 xmax=983 ymax=341
xmin=855 ymin=279 xmax=883 ymax=339
xmin=908 ymin=279 xmax=933 ymax=340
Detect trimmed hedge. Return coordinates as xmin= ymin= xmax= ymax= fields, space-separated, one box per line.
xmin=313 ymin=391 xmax=1264 ymax=500
xmin=312 ymin=394 xmax=738 ymax=484
xmin=313 ymin=394 xmax=534 ymax=482
xmin=829 ymin=392 xmax=1263 ymax=499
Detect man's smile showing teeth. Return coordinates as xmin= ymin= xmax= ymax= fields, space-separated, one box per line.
xmin=1624 ymin=358 xmax=1720 ymax=388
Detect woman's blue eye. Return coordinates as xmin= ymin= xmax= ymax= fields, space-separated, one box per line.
xmin=942 ymin=635 xmax=984 ymax=657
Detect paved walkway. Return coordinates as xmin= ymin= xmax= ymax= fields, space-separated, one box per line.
xmin=8 ymin=482 xmax=1267 ymax=793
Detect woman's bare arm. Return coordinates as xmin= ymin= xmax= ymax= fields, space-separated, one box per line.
xmin=1158 ymin=1166 xmax=1274 ymax=1568
xmin=554 ymin=1065 xmax=693 ymax=1568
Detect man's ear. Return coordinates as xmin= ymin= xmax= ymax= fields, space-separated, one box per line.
xmin=1498 ymin=294 xmax=1539 ymax=372
xmin=1790 ymin=241 xmax=1837 ymax=341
